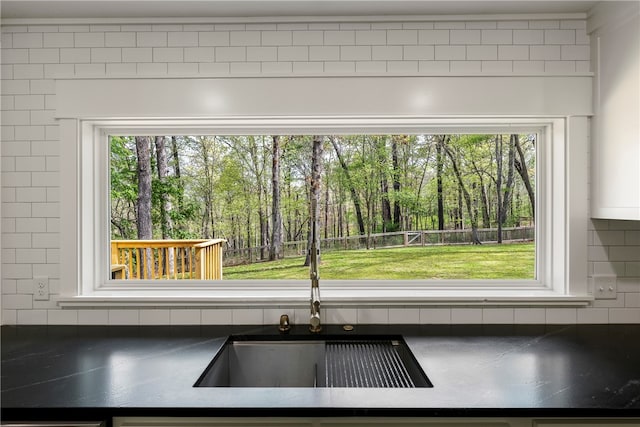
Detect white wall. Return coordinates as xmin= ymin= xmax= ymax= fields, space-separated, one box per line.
xmin=1 ymin=14 xmax=639 ymax=325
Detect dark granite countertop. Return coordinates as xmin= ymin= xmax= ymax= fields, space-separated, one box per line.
xmin=2 ymin=324 xmax=640 ymax=421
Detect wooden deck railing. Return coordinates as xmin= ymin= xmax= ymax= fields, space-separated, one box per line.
xmin=110 ymin=239 xmax=225 ymax=280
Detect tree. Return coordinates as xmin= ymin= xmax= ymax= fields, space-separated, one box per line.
xmin=304 ymin=135 xmax=323 ymax=266
xmin=135 ymin=136 xmax=153 ymax=277
xmin=441 ymin=136 xmax=482 ymax=245
xmin=329 ymin=136 xmax=365 ymax=235
xmin=269 ymin=135 xmax=284 ymax=261
xmin=514 ymin=134 xmax=535 ymax=220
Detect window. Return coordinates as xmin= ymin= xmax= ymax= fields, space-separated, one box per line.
xmin=109 ymin=133 xmax=536 ymax=282
xmin=57 ymin=76 xmax=591 ymax=307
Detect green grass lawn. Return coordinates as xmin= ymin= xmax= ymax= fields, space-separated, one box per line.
xmin=224 ymin=242 xmax=535 ymax=280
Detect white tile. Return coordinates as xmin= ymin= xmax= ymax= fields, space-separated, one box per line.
xmin=387 ymin=61 xmax=418 ymax=73
xmin=292 ymin=31 xmax=323 ymax=46
xmin=199 ymin=31 xmax=229 ymax=46
xmin=466 ymin=45 xmax=497 ymax=60
xmin=74 ymin=63 xmax=106 ymax=77
xmin=140 ymin=309 xmax=171 ymax=324
xmin=232 ymin=308 xmax=263 ymax=324
xmin=340 ymin=23 xmax=370 ymax=30
xmin=371 ymin=23 xmax=401 ymax=30
xmin=90 ymin=25 xmax=120 ymax=32
xmin=43 ymin=33 xmax=74 ymax=48
xmin=387 ymin=30 xmax=417 ymax=45
xmin=30 ymin=79 xmax=56 ymax=94
xmin=357 ymin=308 xmax=389 ymax=324
xmin=435 ymin=45 xmax=465 ymax=60
xmin=355 ymin=30 xmax=386 ymax=45
xmin=230 ymin=62 xmax=260 ymax=74
xmin=529 ymin=46 xmax=560 ymax=61
xmin=48 ymin=309 xmax=78 ymax=325
xmin=122 ymin=47 xmax=152 ymax=62
xmin=278 ymin=46 xmax=308 ymax=61
xmin=15 ymin=125 xmax=46 ymax=140
xmin=2 ymin=310 xmax=17 ymax=325
xmin=170 ymin=309 xmax=201 ymax=324
xmin=2 ymin=32 xmax=13 ymax=48
xmin=561 ymin=45 xmax=589 ymax=61
xmin=403 ymin=23 xmax=434 ymax=30
xmin=325 ymin=30 xmax=355 ymax=45
xmin=75 ymin=32 xmax=105 ymax=47
xmin=13 ymin=64 xmax=42 ymax=79
xmin=152 ymin=24 xmax=182 ymax=32
xmin=2 ymin=294 xmax=33 ymax=309
xmin=354 ymin=61 xmax=386 ymax=73
xmin=545 ymin=308 xmax=577 ymax=324
xmin=261 ymin=61 xmax=292 ymax=74
xmin=513 ymin=30 xmax=543 ymax=45
xmin=418 ymin=30 xmax=449 ymax=45
xmin=216 ymin=47 xmax=245 ymax=62
xmin=389 ymin=308 xmax=420 ymax=324
xmin=498 ymin=45 xmax=529 ymax=60
xmin=199 ymin=62 xmax=230 ymax=75
xmin=247 ymin=46 xmax=277 ymax=62
xmin=261 ymin=31 xmax=292 ymax=46
xmin=545 ymin=60 xmax=575 ymax=74
xmin=434 ymin=22 xmax=465 ymax=30
xmin=137 ymin=32 xmax=167 ymax=47
xmin=292 ymin=61 xmax=323 ymax=74
xmin=168 ymin=63 xmax=198 ymax=75
xmin=2 ymin=110 xmax=30 ymax=124
xmin=451 ymin=308 xmax=482 ymax=323
xmin=625 ymin=292 xmax=640 ymax=307
xmin=561 ymin=20 xmax=586 ymax=30
xmin=481 ymin=29 xmax=512 ymax=45
xmin=106 ymin=63 xmax=137 ymax=76
xmin=418 ymin=308 xmax=451 ymax=324
xmin=59 ymin=47 xmax=90 ymax=63
xmin=403 ymin=45 xmax=434 ymax=61
xmin=108 ymin=309 xmax=139 ymax=325
xmin=325 ymin=307 xmax=357 ymax=324
xmin=341 ymin=46 xmax=371 ymax=61
xmin=482 ymin=308 xmax=514 ymax=324
xmin=201 ymin=309 xmax=232 ymax=324
xmin=168 ymin=32 xmax=198 ymax=47
xmin=29 ymin=48 xmax=59 ymax=63
xmin=91 ymin=48 xmax=122 ymax=63
xmin=545 ymin=29 xmax=575 ymax=45
xmin=229 ymin=31 xmax=260 ymax=46
xmin=1 ymin=80 xmax=29 ymax=95
xmin=309 ymin=23 xmax=339 ymax=31
xmin=309 ymin=46 xmax=339 ymax=61
xmin=17 ymin=309 xmax=47 ymax=324
xmin=105 ymin=32 xmax=136 ymax=47
xmin=482 ymin=61 xmax=513 ymax=73
xmin=592 ymin=261 xmax=625 ymax=276
xmin=450 ymin=61 xmax=481 ymax=73
xmin=529 ymin=21 xmax=560 ymax=30
xmin=609 ymin=308 xmax=640 ymax=323
xmin=184 ymin=47 xmax=215 ymax=62
xmin=153 ymin=47 xmax=183 ymax=62
xmin=324 ymin=61 xmax=355 ymax=73
xmin=372 ymin=45 xmax=402 ymax=61
xmin=450 ymin=30 xmax=481 ymax=45
xmin=13 ymin=32 xmax=43 ymax=48
xmin=2 ymin=49 xmax=29 ymax=64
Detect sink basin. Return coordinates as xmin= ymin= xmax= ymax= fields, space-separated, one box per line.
xmin=194 ymin=335 xmax=432 ymax=388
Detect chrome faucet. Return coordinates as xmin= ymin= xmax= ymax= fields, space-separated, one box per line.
xmin=309 ymin=199 xmax=321 ymax=333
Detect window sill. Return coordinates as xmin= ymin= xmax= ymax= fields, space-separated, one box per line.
xmin=58 ymin=288 xmax=593 ymax=308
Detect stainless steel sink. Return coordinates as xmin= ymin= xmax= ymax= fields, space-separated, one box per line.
xmin=194 ymin=335 xmax=432 ymax=388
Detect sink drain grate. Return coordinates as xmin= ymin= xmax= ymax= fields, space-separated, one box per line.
xmin=325 ymin=340 xmax=416 ymax=388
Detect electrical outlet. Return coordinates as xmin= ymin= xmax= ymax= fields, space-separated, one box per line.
xmin=593 ymin=275 xmax=617 ymax=299
xmin=33 ymin=276 xmax=49 ymax=301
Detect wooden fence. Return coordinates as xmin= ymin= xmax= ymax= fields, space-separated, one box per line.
xmin=223 ymin=226 xmax=534 ymax=266
xmin=110 ymin=239 xmax=225 ymax=280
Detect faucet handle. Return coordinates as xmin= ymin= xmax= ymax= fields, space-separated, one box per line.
xmin=278 ymin=314 xmax=291 ymax=333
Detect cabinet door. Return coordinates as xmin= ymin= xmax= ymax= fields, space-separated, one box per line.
xmin=534 ymin=420 xmax=640 ymax=427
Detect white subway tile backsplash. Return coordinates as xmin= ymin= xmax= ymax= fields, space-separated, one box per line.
xmin=4 ymin=17 xmax=638 ymax=327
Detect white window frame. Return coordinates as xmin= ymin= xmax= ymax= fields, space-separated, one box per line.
xmin=57 ymin=77 xmax=592 ymax=308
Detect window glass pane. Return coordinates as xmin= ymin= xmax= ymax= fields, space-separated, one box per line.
xmin=109 ymin=134 xmax=536 ymax=281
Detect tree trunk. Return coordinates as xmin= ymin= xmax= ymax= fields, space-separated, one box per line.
xmin=135 ymin=136 xmax=153 ymax=277
xmin=442 ymin=138 xmax=482 ymax=245
xmin=391 ymin=136 xmax=402 ymax=229
xmin=500 ymin=135 xmax=517 ymax=227
xmin=436 ymin=136 xmax=445 ymax=231
xmin=269 ymin=135 xmax=283 ymax=261
xmin=513 ymin=134 xmax=535 ymax=221
xmin=304 ymin=135 xmax=323 ymax=266
xmin=155 ymin=136 xmax=174 ymax=275
xmin=329 ymin=136 xmax=365 ymax=235
xmin=495 ymin=134 xmax=504 ymax=243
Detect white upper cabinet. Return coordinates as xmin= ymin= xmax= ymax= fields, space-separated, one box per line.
xmin=589 ymin=1 xmax=640 ymax=220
